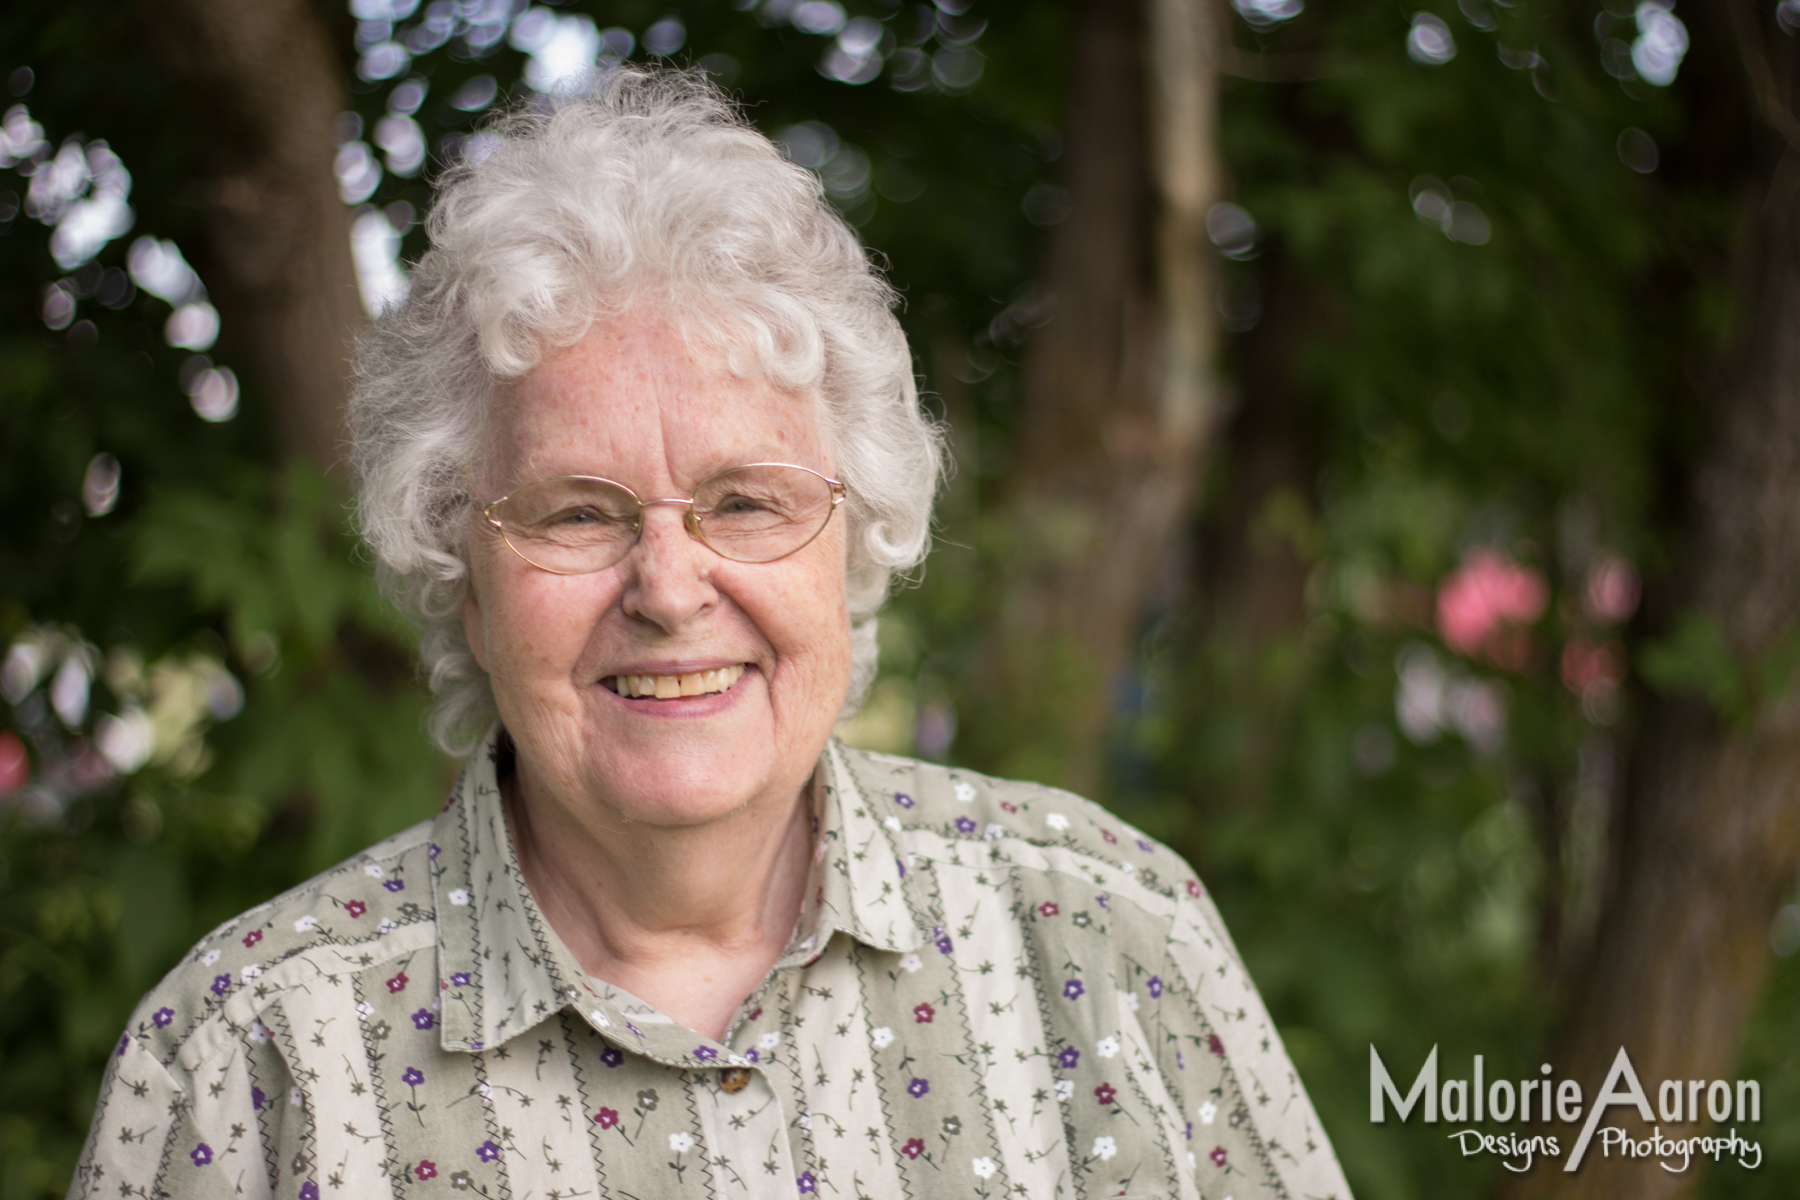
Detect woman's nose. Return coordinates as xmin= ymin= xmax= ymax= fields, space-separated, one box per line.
xmin=618 ymin=504 xmax=716 ymax=631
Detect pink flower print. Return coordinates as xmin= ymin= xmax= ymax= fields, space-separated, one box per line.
xmin=402 ymin=1067 xmax=425 ymax=1087
xmin=411 ymin=1009 xmax=434 ymax=1031
xmin=153 ymin=1007 xmax=175 ymax=1027
xmin=901 ymin=1137 xmax=925 ymax=1159
xmin=1210 ymin=1146 xmax=1227 ymax=1167
xmin=907 ymin=1077 xmax=930 ymax=1098
xmin=955 ymin=816 xmax=976 ymax=834
xmin=416 ymin=1161 xmax=437 ymax=1181
xmin=476 ymin=1140 xmax=500 ymax=1163
xmin=384 ymin=878 xmax=405 ymax=892
xmin=593 ymin=1107 xmax=620 ymax=1129
xmin=190 ymin=1144 xmax=213 ymax=1167
xmin=1100 ymin=829 xmax=1117 ymax=844
xmin=893 ymin=792 xmax=915 ymax=809
xmin=1147 ymin=975 xmax=1163 ymax=998
xmin=913 ymin=1003 xmax=935 ymax=1024
xmin=1062 ymin=979 xmax=1085 ymax=1000
xmin=1208 ymin=1034 xmax=1225 ymax=1056
xmin=1000 ymin=801 xmax=1018 ymax=813
xmin=600 ymin=1047 xmax=624 ymax=1068
xmin=1058 ymin=1046 xmax=1080 ymax=1069
xmin=1094 ymin=1083 xmax=1116 ymax=1105
xmin=1186 ymin=879 xmax=1202 ymax=898
xmin=386 ymin=971 xmax=408 ymax=994
xmin=210 ymin=974 xmax=231 ymax=997
xmin=1038 ymin=902 xmax=1059 ymax=917
xmin=797 ymin=1171 xmax=816 ymax=1194
xmin=346 ymin=900 xmax=367 ymax=918
xmin=242 ymin=929 xmax=263 ymax=948
xmin=694 ymin=1045 xmax=718 ymax=1061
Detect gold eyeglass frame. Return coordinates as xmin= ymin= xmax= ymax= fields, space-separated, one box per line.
xmin=481 ymin=462 xmax=848 ymax=576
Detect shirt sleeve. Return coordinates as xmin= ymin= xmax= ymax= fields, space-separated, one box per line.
xmin=1146 ymin=888 xmax=1355 ymax=1200
xmin=69 ymin=1029 xmax=275 ymax=1200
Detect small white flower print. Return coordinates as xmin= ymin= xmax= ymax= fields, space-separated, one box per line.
xmin=898 ymin=953 xmax=922 ymax=973
xmin=954 ymin=781 xmax=976 ymax=803
xmin=1046 ymin=813 xmax=1070 ymax=831
xmin=246 ymin=1021 xmax=269 ymax=1045
xmin=289 ymin=1087 xmax=303 ymax=1107
xmin=1096 ymin=1036 xmax=1120 ymax=1059
xmin=668 ymin=1132 xmax=695 ymax=1153
xmin=1118 ymin=863 xmax=1135 ymax=878
xmin=871 ymin=1026 xmax=895 ymax=1049
xmin=293 ymin=915 xmax=318 ymax=932
xmin=884 ymin=815 xmax=902 ymax=831
xmin=758 ymin=1031 xmax=781 ymax=1050
xmin=241 ymin=965 xmax=262 ymax=983
xmin=377 ymin=918 xmax=397 ymax=934
xmin=356 ymin=1001 xmax=373 ymax=1019
xmin=1198 ymin=1100 xmax=1218 ymax=1124
xmin=1093 ymin=1135 xmax=1117 ymax=1161
xmin=590 ymin=1009 xmax=610 ymax=1027
xmin=1188 ymin=1151 xmax=1197 ymax=1168
xmin=971 ymin=1156 xmax=996 ymax=1178
xmin=201 ymin=949 xmax=221 ymax=966
xmin=448 ymin=889 xmax=470 ymax=906
xmin=984 ymin=823 xmax=1006 ymax=840
xmin=364 ymin=863 xmax=384 ymax=878
xmin=798 ymin=1114 xmax=812 ymax=1131
xmin=1121 ymin=990 xmax=1140 ymax=1012
xmin=1055 ymin=1079 xmax=1074 ymax=1101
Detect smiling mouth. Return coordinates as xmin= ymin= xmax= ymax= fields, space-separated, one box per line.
xmin=604 ymin=664 xmax=747 ymax=699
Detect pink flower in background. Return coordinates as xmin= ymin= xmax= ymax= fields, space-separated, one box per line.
xmin=0 ymin=732 xmax=27 ymax=795
xmin=1561 ymin=638 xmax=1625 ymax=698
xmin=1585 ymin=553 xmax=1640 ymax=624
xmin=1436 ymin=550 xmax=1548 ymax=665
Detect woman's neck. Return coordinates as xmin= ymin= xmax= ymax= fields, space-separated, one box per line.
xmin=499 ymin=752 xmax=815 ymax=1040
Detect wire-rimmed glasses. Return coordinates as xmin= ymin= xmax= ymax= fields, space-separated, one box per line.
xmin=481 ymin=462 xmax=848 ymax=575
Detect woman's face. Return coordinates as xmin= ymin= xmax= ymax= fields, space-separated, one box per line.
xmin=462 ymin=310 xmax=852 ymax=831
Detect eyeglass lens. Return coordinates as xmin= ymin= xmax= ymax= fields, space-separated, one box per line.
xmin=495 ymin=464 xmax=837 ymax=573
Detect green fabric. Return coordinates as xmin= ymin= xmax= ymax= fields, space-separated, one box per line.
xmin=70 ymin=734 xmax=1350 ymax=1199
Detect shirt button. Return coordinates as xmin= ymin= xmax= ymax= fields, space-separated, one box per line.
xmin=718 ymin=1067 xmax=752 ymax=1094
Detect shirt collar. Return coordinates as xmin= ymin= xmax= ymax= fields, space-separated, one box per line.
xmin=428 ymin=730 xmax=928 ymax=1058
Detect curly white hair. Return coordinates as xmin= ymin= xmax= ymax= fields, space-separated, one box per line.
xmin=348 ymin=68 xmax=944 ymax=755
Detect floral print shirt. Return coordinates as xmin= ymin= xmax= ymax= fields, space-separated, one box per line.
xmin=71 ymin=733 xmax=1351 ymax=1200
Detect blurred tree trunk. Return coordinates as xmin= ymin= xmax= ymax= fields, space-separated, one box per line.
xmin=139 ymin=0 xmax=362 ymax=469
xmin=974 ymin=0 xmax=1224 ymax=795
xmin=1509 ymin=12 xmax=1800 ymax=1199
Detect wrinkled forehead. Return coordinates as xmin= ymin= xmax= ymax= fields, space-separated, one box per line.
xmin=477 ymin=307 xmax=832 ymax=495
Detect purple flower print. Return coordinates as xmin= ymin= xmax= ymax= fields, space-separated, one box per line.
xmin=797 ymin=1171 xmax=817 ymax=1194
xmin=384 ymin=879 xmax=405 ymax=892
xmin=1062 ymin=979 xmax=1085 ymax=1000
xmin=935 ymin=934 xmax=954 ymax=955
xmin=955 ymin=816 xmax=976 ymax=834
xmin=600 ymin=1046 xmax=624 ymax=1068
xmin=190 ymin=1144 xmax=213 ymax=1167
xmin=117 ymin=1034 xmax=128 ymax=1057
xmin=300 ymin=1183 xmax=320 ymax=1200
xmin=476 ymin=1141 xmax=500 ymax=1163
xmin=428 ymin=842 xmax=441 ymax=860
xmin=894 ymin=792 xmax=915 ymax=809
xmin=153 ymin=1007 xmax=175 ymax=1027
xmin=907 ymin=1077 xmax=930 ymax=1098
xmin=745 ymin=1048 xmax=760 ymax=1063
xmin=252 ymin=1086 xmax=266 ymax=1110
xmin=402 ymin=1067 xmax=425 ymax=1087
xmin=694 ymin=1045 xmax=718 ymax=1061
xmin=411 ymin=1009 xmax=435 ymax=1031
xmin=896 ymin=857 xmax=906 ymax=878
xmin=451 ymin=972 xmax=471 ymax=987
xmin=1137 ymin=838 xmax=1155 ymax=853
xmin=211 ymin=974 xmax=231 ymax=997
xmin=1058 ymin=1046 xmax=1080 ymax=1069
xmin=1147 ymin=975 xmax=1163 ymax=998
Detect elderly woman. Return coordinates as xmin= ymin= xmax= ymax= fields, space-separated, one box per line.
xmin=71 ymin=72 xmax=1348 ymax=1200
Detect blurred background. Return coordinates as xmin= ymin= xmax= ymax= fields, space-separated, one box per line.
xmin=4 ymin=0 xmax=1800 ymax=1195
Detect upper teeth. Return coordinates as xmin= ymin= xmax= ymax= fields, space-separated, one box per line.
xmin=611 ymin=664 xmax=746 ymax=699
